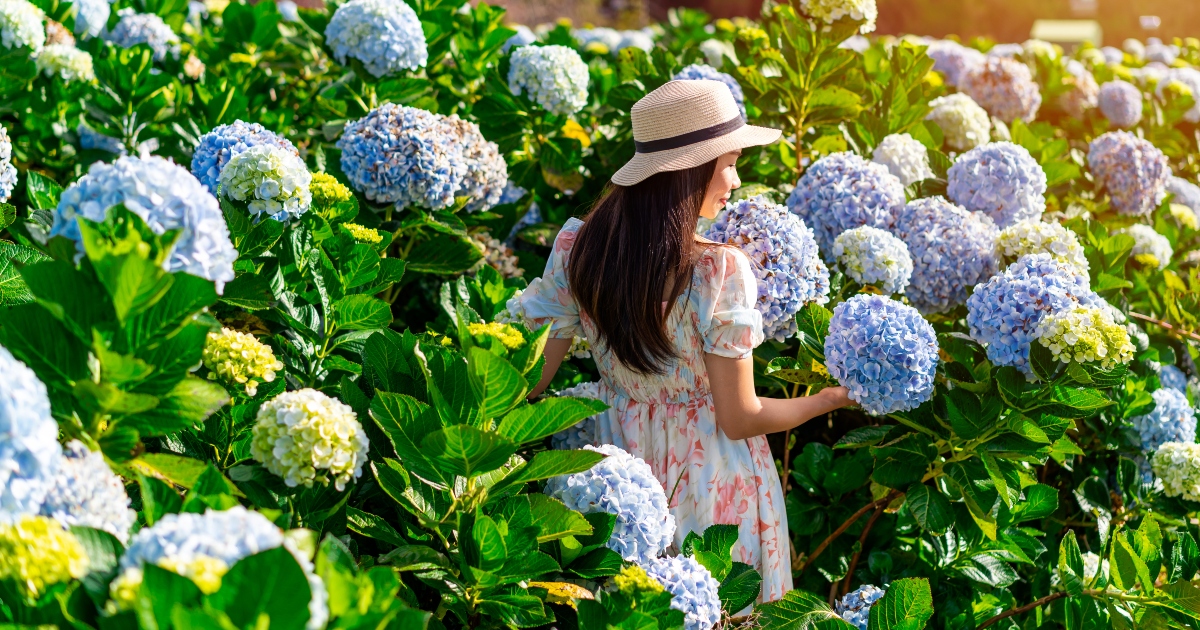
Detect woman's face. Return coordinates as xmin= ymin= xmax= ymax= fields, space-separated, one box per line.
xmin=700 ymin=150 xmax=742 ymax=219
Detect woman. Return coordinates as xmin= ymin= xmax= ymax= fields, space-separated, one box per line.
xmin=514 ymin=80 xmax=853 ymax=601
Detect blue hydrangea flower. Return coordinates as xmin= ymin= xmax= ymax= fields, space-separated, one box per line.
xmin=0 ymin=124 xmax=15 ymax=204
xmin=50 ymin=155 xmax=238 ymax=292
xmin=105 ymin=9 xmax=180 ymax=61
xmin=706 ymin=194 xmax=830 ymax=341
xmin=1087 ymin=131 xmax=1169 ymax=217
xmin=550 ymin=382 xmax=601 ymax=450
xmin=960 ymin=56 xmax=1042 ymax=123
xmin=672 ymin=64 xmax=746 ymax=119
xmin=71 ymin=0 xmax=111 ymax=38
xmin=824 ymin=294 xmax=938 ymax=416
xmin=191 ymin=120 xmax=300 ymax=194
xmin=947 ymin=142 xmax=1047 ymax=228
xmin=0 ymin=346 xmax=62 ymax=519
xmin=39 ymin=441 xmax=136 ymax=543
xmin=871 ymin=133 xmax=934 ymax=187
xmin=120 ymin=507 xmax=329 ymax=630
xmin=641 ymin=555 xmax=722 ymax=630
xmin=967 ymin=253 xmax=1104 ymax=376
xmin=1132 ymin=387 xmax=1196 ymax=454
xmin=508 ymin=45 xmax=590 ymax=116
xmin=892 ymin=197 xmax=999 ymax=314
xmin=1159 ymin=364 xmax=1188 ymax=393
xmin=832 ymin=226 xmax=913 ymax=295
xmin=786 ymin=152 xmax=906 ymax=255
xmin=1119 ymin=224 xmax=1172 ymax=270
xmin=836 ymin=584 xmax=887 ymax=630
xmin=324 ymin=0 xmax=427 ymax=78
xmin=925 ymin=39 xmax=984 ymax=87
xmin=544 ymin=444 xmax=676 ymax=565
xmin=337 ymin=103 xmax=507 ymax=212
xmin=1099 ymin=81 xmax=1142 ymax=130
xmin=0 ymin=0 xmax=45 ymax=52
xmin=502 ymin=24 xmax=536 ymax=52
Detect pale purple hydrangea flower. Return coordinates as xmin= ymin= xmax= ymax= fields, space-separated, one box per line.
xmin=959 ymin=56 xmax=1042 ymax=123
xmin=324 ymin=0 xmax=427 ymax=78
xmin=105 ymin=9 xmax=180 ymax=61
xmin=706 ymin=194 xmax=830 ymax=341
xmin=925 ymin=39 xmax=984 ymax=86
xmin=892 ymin=196 xmax=999 ymax=314
xmin=1060 ymin=60 xmax=1099 ymax=118
xmin=786 ymin=152 xmax=906 ymax=255
xmin=947 ymin=141 xmax=1047 ymax=228
xmin=1099 ymin=80 xmax=1144 ymax=128
xmin=967 ymin=253 xmax=1104 ymax=376
xmin=825 ymin=294 xmax=938 ymax=415
xmin=1087 ymin=131 xmax=1169 ymax=217
xmin=836 ymin=584 xmax=887 ymax=630
xmin=544 ymin=444 xmax=676 ymax=565
xmin=641 ymin=555 xmax=722 ymax=630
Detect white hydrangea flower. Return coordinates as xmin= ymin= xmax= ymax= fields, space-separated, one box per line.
xmin=38 ymin=441 xmax=136 ymax=543
xmin=699 ymin=38 xmax=732 ymax=67
xmin=324 ymin=0 xmax=427 ymax=78
xmin=1153 ymin=442 xmax=1200 ymax=502
xmin=0 ymin=346 xmax=63 ymax=518
xmin=71 ymin=0 xmax=110 ymax=39
xmin=798 ymin=0 xmax=877 ymax=33
xmin=0 ymin=123 xmax=16 ymax=203
xmin=35 ymin=44 xmax=94 ymax=82
xmin=1032 ymin=305 xmax=1135 ymax=370
xmin=871 ymin=133 xmax=934 ymax=186
xmin=926 ymin=93 xmax=991 ymax=152
xmin=0 ymin=0 xmax=45 ymax=52
xmin=119 ymin=507 xmax=329 ymax=630
xmin=250 ymin=389 xmax=369 ymax=491
xmin=50 ymin=155 xmax=238 ymax=292
xmin=996 ymin=220 xmax=1089 ymax=275
xmin=832 ymin=225 xmax=913 ymax=295
xmin=1119 ymin=224 xmax=1172 ymax=270
xmin=508 ymin=45 xmax=590 ymax=116
xmin=218 ymin=145 xmax=312 ymax=221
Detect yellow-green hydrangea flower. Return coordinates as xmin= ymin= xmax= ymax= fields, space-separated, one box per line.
xmin=1170 ymin=203 xmax=1199 ymax=230
xmin=310 ymin=172 xmax=353 ymax=207
xmin=250 ymin=389 xmax=369 ymax=491
xmin=202 ymin=327 xmax=284 ymax=396
xmin=1033 ymin=305 xmax=1135 ymax=370
xmin=995 ymin=220 xmax=1089 ymax=275
xmin=0 ymin=515 xmax=89 ymax=598
xmin=467 ymin=322 xmax=525 ymax=350
xmin=344 ymin=222 xmax=382 ymax=244
xmin=612 ymin=565 xmax=664 ymax=597
xmin=158 ymin=554 xmax=228 ymax=594
xmin=107 ymin=567 xmax=142 ymax=612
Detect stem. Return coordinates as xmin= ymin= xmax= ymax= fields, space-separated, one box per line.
xmin=780 ymin=427 xmax=794 ymax=495
xmin=839 ymin=503 xmax=884 ymax=597
xmin=794 ymin=490 xmax=901 ymax=573
xmin=977 ymin=592 xmax=1067 ymax=629
xmin=1129 ymin=311 xmax=1200 ymax=343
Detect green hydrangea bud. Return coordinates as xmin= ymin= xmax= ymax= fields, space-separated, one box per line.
xmin=0 ymin=515 xmax=89 ymax=598
xmin=1033 ymin=305 xmax=1134 ymax=370
xmin=250 ymin=389 xmax=369 ymax=491
xmin=202 ymin=328 xmax=284 ymax=396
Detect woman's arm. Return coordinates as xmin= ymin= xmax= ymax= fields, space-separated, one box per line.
xmin=528 ymin=337 xmax=573 ymax=399
xmin=703 ymin=352 xmax=853 ymax=440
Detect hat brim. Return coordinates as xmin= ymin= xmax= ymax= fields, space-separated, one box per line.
xmin=611 ymin=124 xmax=782 ymax=187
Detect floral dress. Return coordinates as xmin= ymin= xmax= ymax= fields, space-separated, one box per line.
xmin=516 ymin=218 xmax=792 ymax=601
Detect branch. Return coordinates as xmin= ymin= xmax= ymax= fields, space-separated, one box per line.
xmin=839 ymin=503 xmax=884 ymax=598
xmin=794 ymin=490 xmax=901 ymax=573
xmin=977 ymin=592 xmax=1067 ymax=629
xmin=1129 ymin=311 xmax=1200 ymax=343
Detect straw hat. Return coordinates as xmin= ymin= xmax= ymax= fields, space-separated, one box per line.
xmin=611 ymin=79 xmax=781 ymax=186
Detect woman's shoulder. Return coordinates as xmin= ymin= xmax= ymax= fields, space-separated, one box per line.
xmin=552 ymin=217 xmax=585 ymax=254
xmin=694 ymin=242 xmax=753 ymax=280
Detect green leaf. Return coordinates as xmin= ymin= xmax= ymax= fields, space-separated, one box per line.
xmin=421 ymin=424 xmax=518 ymax=477
xmin=833 ymin=425 xmax=892 ymax=449
xmin=1041 ymin=386 xmax=1113 ymax=418
xmin=25 ymin=171 xmax=62 ymax=210
xmin=496 ymin=397 xmax=608 ymax=445
xmin=756 ymin=588 xmax=856 ymax=630
xmin=718 ymin=563 xmax=762 ymax=614
xmin=404 ymin=233 xmax=482 ymax=274
xmin=136 ymin=564 xmax=203 ymax=630
xmin=500 ymin=494 xmax=593 ymax=543
xmin=345 ymin=507 xmax=407 ymax=548
xmin=766 ymin=357 xmax=829 ymax=385
xmin=1028 ymin=342 xmax=1060 ymax=382
xmin=1014 ymin=484 xmax=1059 ymax=522
xmin=865 ymin=577 xmax=933 ymax=630
xmin=0 ymin=240 xmax=50 ymax=305
xmin=207 ymin=547 xmax=312 ymax=630
xmin=71 ymin=526 xmax=124 ymax=576
xmin=905 ymin=483 xmax=953 ymax=535
xmin=1169 ymin=532 xmax=1200 ymax=583
xmin=688 ymin=524 xmax=739 ymax=580
xmin=566 ymin=548 xmax=623 ymax=579
xmin=1110 ymin=531 xmax=1151 ymax=593
xmin=0 ymin=202 xmax=14 ymax=229
xmin=467 ymin=346 xmax=528 ymax=419
xmin=504 ymin=449 xmax=605 ymax=486
xmin=794 ymin=303 xmax=832 ymax=362
xmin=333 ymin=294 xmax=393 ymax=330
xmin=871 ymin=434 xmax=936 ymax=489
xmin=120 ymin=376 xmax=230 ymax=437
xmin=1058 ymin=531 xmax=1085 ymax=596
xmin=370 ymin=392 xmax=450 ymax=488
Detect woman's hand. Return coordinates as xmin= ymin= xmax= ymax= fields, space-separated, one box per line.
xmin=816 ymin=385 xmax=854 ymax=409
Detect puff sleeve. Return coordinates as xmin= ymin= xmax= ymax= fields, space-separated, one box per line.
xmin=511 ymin=218 xmax=584 ymax=339
xmin=695 ymin=246 xmax=765 ymax=359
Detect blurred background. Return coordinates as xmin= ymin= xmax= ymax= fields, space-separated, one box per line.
xmin=493 ymin=0 xmax=1200 ymax=44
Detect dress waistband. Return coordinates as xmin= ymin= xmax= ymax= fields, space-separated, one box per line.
xmin=594 ymin=379 xmax=712 ymax=406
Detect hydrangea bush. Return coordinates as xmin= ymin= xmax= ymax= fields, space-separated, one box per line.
xmin=38 ymin=441 xmax=136 ymax=543
xmin=0 ymin=346 xmax=61 ymax=516
xmin=1120 ymin=224 xmax=1172 ymax=270
xmin=959 ymin=56 xmax=1042 ymax=123
xmin=995 ymin=220 xmax=1089 ymax=274
xmin=218 ymin=144 xmax=313 ymax=221
xmin=1132 ymin=388 xmax=1197 ymax=454
xmin=1152 ymin=442 xmax=1200 ymax=501
xmin=835 ymin=584 xmax=887 ymax=630
xmin=0 ymin=123 xmax=15 ymax=203
xmin=706 ymin=194 xmax=830 ymax=341
xmin=0 ymin=0 xmax=44 ymax=52
xmin=105 ymin=9 xmax=179 ymax=61
xmin=0 ymin=515 xmax=88 ymax=597
xmin=1098 ymin=79 xmax=1143 ymax=128
xmin=202 ymin=328 xmax=284 ymax=396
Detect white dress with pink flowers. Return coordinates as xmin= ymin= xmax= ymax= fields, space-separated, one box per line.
xmin=516 ymin=218 xmax=792 ymax=601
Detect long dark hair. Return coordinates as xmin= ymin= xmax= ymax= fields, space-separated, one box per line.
xmin=567 ymin=159 xmax=718 ymax=375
